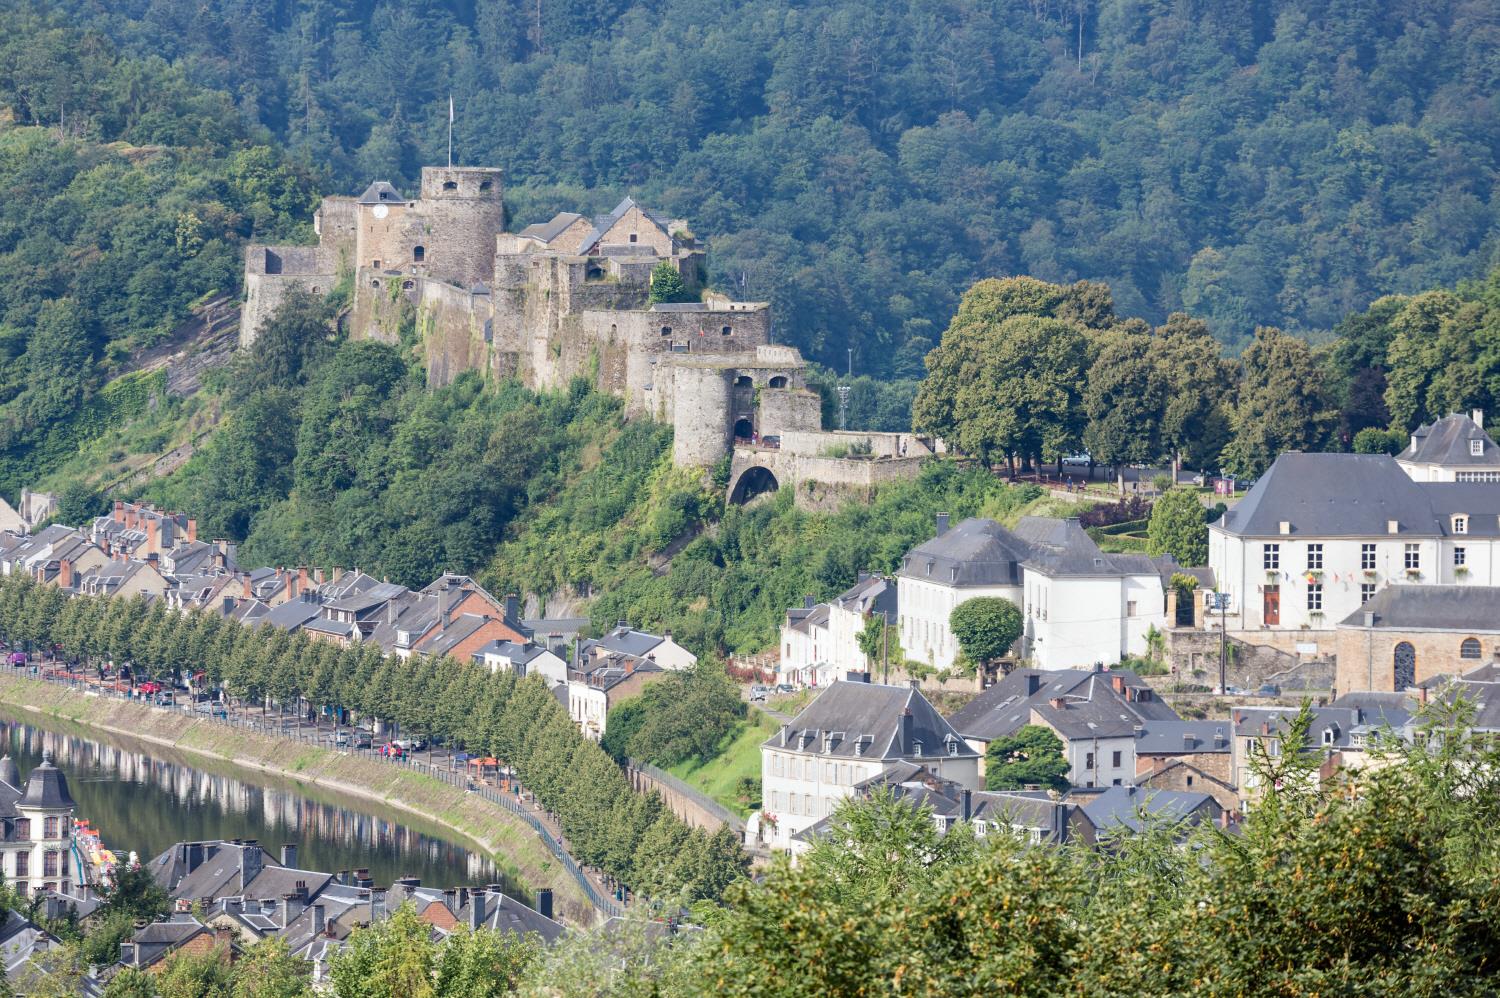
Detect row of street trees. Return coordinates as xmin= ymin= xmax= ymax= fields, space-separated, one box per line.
xmin=0 ymin=576 xmax=748 ymax=906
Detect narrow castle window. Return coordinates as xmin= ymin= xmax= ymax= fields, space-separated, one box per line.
xmin=480 ymin=180 xmax=493 ymax=191
xmin=413 ymin=246 xmax=425 ymax=262
xmin=661 ymin=326 xmax=672 ymax=337
xmin=443 ymin=181 xmax=457 ymax=192
xmin=769 ymin=376 xmax=788 ymax=388
xmin=734 ymin=376 xmax=752 ymax=387
xmin=721 ymin=326 xmax=732 ymax=336
xmin=629 ymin=234 xmax=638 ymax=243
xmin=372 ymin=260 xmax=381 ymax=269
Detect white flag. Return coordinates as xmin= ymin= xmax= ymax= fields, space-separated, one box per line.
xmin=449 ymin=96 xmax=454 ymax=123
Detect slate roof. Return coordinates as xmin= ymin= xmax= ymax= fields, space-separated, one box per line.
xmin=899 ymin=518 xmax=1032 ymax=586
xmin=785 ymin=603 xmax=830 ymax=634
xmin=1232 ymin=701 xmax=1412 ymax=749
xmin=416 ymin=613 xmax=494 ymax=657
xmin=1338 ymin=585 xmax=1500 ymax=631
xmin=0 ymin=756 xmax=19 ymax=792
xmin=260 ymin=594 xmax=325 ymax=632
xmin=356 ymin=181 xmax=406 ymax=205
xmin=518 ymin=212 xmax=584 ymax=243
xmin=472 ymin=640 xmax=551 ymax=666
xmin=20 ymin=753 xmax=73 ymax=810
xmin=578 ymin=197 xmax=671 ymax=253
xmin=1397 ymin=413 xmax=1500 ymax=467
xmin=1015 ymin=517 xmax=1160 ymax=578
xmin=1074 ymin=785 xmax=1220 ymax=834
xmin=1135 ymin=720 xmax=1231 ymax=755
xmin=946 ymin=667 xmax=1178 ymax=743
xmin=833 ymin=575 xmax=897 ymax=620
xmin=1215 ymin=452 xmax=1499 ymax=538
xmin=591 ymin=626 xmax=666 ymax=659
xmin=765 ymin=681 xmax=979 ymax=761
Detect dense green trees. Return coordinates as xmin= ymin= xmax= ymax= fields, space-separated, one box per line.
xmin=949 ymin=597 xmax=1023 ymax=675
xmin=600 ymin=664 xmax=745 ymax=768
xmin=1146 ymin=488 xmax=1209 ymax=567
xmin=0 ymin=575 xmax=749 ymax=904
xmin=15 ymin=0 xmax=1494 ymax=374
xmin=984 ymin=725 xmax=1069 ymax=792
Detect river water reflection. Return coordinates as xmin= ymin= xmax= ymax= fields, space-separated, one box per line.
xmin=0 ymin=717 xmax=502 ymax=889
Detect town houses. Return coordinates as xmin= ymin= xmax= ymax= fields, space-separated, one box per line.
xmin=0 ymin=500 xmax=684 ymax=740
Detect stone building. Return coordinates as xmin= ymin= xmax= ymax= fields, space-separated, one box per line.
xmin=243 ymin=167 xmax=934 ymax=505
xmin=1334 ymin=585 xmax=1500 ymax=694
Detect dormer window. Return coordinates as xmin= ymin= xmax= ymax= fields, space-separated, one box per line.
xmin=1453 ymin=515 xmax=1468 ymax=535
xmin=629 ymin=234 xmax=638 ymax=243
xmin=1472 ymin=439 xmax=1484 ymax=456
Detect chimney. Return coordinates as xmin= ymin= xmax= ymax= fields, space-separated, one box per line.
xmin=1110 ymin=674 xmax=1125 ymax=693
xmin=1473 ymin=408 xmax=1484 ymax=429
xmin=1183 ymin=732 xmax=1196 ymax=750
xmin=187 ymin=517 xmax=197 ymax=543
xmin=240 ymin=844 xmax=263 ymax=892
xmin=900 ymin=708 xmax=914 ymax=754
xmin=312 ymin=904 xmax=326 ymax=936
xmin=337 ymin=870 xmax=350 ymax=886
xmin=58 ymin=558 xmax=72 ymax=589
xmin=1049 ymin=697 xmax=1065 ymax=710
xmin=469 ymin=888 xmax=487 ymax=929
xmin=280 ymin=843 xmax=297 ymax=868
xmin=113 ymin=499 xmax=125 ymax=523
xmin=279 ymin=893 xmax=302 ymax=928
xmin=535 ymin=888 xmax=553 ymax=921
xmin=935 ymin=512 xmax=950 ymax=536
xmin=119 ymin=942 xmax=137 ymax=965
xmin=298 ymin=567 xmax=309 ymax=597
xmin=457 ymin=887 xmax=469 ymax=909
xmin=504 ymin=593 xmax=520 ymax=622
xmin=1025 ymin=674 xmax=1041 ymax=696
xmin=616 ymin=619 xmax=628 ymax=630
xmin=371 ymin=889 xmax=386 ymax=922
xmin=960 ymin=788 xmax=972 ymax=822
xmin=145 ymin=517 xmax=159 ymax=553
xmin=354 ymin=868 xmax=372 ymax=888
xmin=1364 ymin=611 xmax=1375 ymax=628
xmin=804 ymin=595 xmax=815 ymax=609
xmin=440 ymin=586 xmax=453 ymax=631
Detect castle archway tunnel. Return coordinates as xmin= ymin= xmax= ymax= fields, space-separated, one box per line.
xmin=729 ymin=465 xmax=779 ymax=505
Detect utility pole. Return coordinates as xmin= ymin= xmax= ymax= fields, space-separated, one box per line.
xmin=881 ymin=613 xmax=889 ymax=685
xmin=837 ymin=347 xmax=853 ymax=431
xmin=1213 ymin=591 xmax=1228 ymax=694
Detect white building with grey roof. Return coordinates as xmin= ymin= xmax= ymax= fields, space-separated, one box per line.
xmin=1397 ymin=410 xmax=1500 ymax=482
xmin=1209 ymin=450 xmax=1500 ymax=654
xmin=755 ymin=680 xmax=980 ymax=849
xmin=898 ymin=514 xmax=1168 ymax=673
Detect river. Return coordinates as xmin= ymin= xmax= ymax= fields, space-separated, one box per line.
xmin=0 ymin=713 xmax=506 ymax=890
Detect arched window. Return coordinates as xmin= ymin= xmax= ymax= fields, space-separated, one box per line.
xmin=660 ymin=326 xmax=672 ymax=337
xmin=734 ymin=375 xmax=752 ymax=387
xmin=1461 ymin=637 xmax=1482 ymax=659
xmin=442 ymin=181 xmax=457 ymax=191
xmin=413 ymin=245 xmax=425 ymax=262
xmin=1394 ymin=641 xmax=1416 ymax=689
xmin=768 ymin=375 xmax=788 ymax=388
xmin=479 ymin=180 xmax=493 ymax=191
xmin=371 ymin=278 xmax=381 ymax=288
xmin=721 ymin=325 xmax=733 ymax=336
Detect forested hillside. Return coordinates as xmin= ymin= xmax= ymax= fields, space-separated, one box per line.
xmin=0 ymin=8 xmax=319 ymax=492
xmin=25 ymin=0 xmax=1500 ymax=369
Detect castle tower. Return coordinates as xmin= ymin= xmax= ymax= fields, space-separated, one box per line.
xmin=416 ymin=167 xmax=505 ymax=289
xmin=671 ymin=365 xmax=734 ymax=466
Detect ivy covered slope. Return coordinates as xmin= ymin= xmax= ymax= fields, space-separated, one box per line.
xmin=39 ymin=0 xmax=1500 ymax=367
xmin=0 ymin=7 xmax=319 ymax=495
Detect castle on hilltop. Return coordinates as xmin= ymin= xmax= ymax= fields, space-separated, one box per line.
xmin=242 ymin=166 xmax=936 ymax=505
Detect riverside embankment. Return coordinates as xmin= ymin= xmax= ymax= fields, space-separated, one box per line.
xmin=0 ymin=673 xmax=601 ymax=924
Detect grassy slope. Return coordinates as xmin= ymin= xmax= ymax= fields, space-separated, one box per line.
xmin=0 ymin=675 xmax=596 ymax=924
xmin=666 ymin=710 xmax=778 ymax=819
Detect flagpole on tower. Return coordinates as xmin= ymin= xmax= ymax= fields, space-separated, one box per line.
xmin=448 ymin=95 xmax=454 ymax=168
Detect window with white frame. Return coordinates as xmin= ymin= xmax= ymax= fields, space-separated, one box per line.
xmin=1307 ymin=584 xmax=1323 ymax=612
xmin=1456 ymin=471 xmax=1500 ymax=482
xmin=1454 ymin=515 xmax=1468 ymax=535
xmin=1307 ymin=543 xmax=1323 ymax=570
xmin=1360 ymin=583 xmax=1376 ymax=603
xmin=1361 ymin=543 xmax=1376 ymax=570
xmin=1263 ymin=544 xmax=1280 ymax=571
xmin=1455 ymin=547 xmax=1467 ymax=567
xmin=1405 ymin=544 xmax=1421 ymax=570
xmin=1471 ymin=439 xmax=1484 ymax=456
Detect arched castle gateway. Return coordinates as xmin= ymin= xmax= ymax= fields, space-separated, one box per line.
xmin=243 ymin=166 xmax=939 ymax=505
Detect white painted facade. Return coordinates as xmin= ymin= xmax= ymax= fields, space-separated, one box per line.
xmin=899 ymin=575 xmax=1021 ymax=672
xmin=1060 ymin=731 xmax=1136 ymax=788
xmin=759 ymin=747 xmax=894 ymax=848
xmin=566 ymin=683 xmax=608 ymax=741
xmin=1023 ymin=571 xmax=1165 ymax=670
xmin=778 ymin=605 xmax=830 ymax=685
xmin=476 ymin=645 xmax=567 ymax=686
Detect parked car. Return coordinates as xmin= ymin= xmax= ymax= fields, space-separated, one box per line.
xmin=1257 ymin=684 xmax=1281 ymax=697
xmin=353 ymin=732 xmax=373 ymax=749
xmin=392 ymin=737 xmax=425 ymax=753
xmin=1062 ymin=453 xmax=1091 ymax=466
xmin=195 ymin=703 xmax=228 ymax=718
xmin=775 ymin=683 xmax=796 ymax=695
xmin=154 ymin=692 xmax=175 ymax=706
xmin=749 ymin=685 xmax=770 ymax=702
xmin=326 ymin=731 xmax=352 ymax=747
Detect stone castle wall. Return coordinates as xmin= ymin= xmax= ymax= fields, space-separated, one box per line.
xmin=757 ymin=389 xmax=822 ymax=438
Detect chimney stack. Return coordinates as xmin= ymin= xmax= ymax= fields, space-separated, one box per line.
xmin=58 ymin=558 xmax=72 ymax=589
xmin=935 ymin=512 xmax=950 ymax=536
xmin=535 ymin=888 xmax=553 ymax=921
xmin=313 ymin=904 xmax=326 ymax=936
xmin=1473 ymin=408 xmax=1484 ymax=429
xmin=900 ymin=707 xmax=914 ymax=754
xmin=469 ymin=888 xmax=487 ymax=930
xmin=504 ymin=593 xmax=520 ymax=622
xmin=280 ymin=843 xmax=297 ymax=868
xmin=187 ymin=517 xmax=197 ymax=543
xmin=960 ymin=788 xmax=972 ymax=822
xmin=1025 ymin=673 xmax=1041 ymax=696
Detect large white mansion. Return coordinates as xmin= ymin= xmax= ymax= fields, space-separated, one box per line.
xmin=1209 ymin=412 xmax=1500 ymax=649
